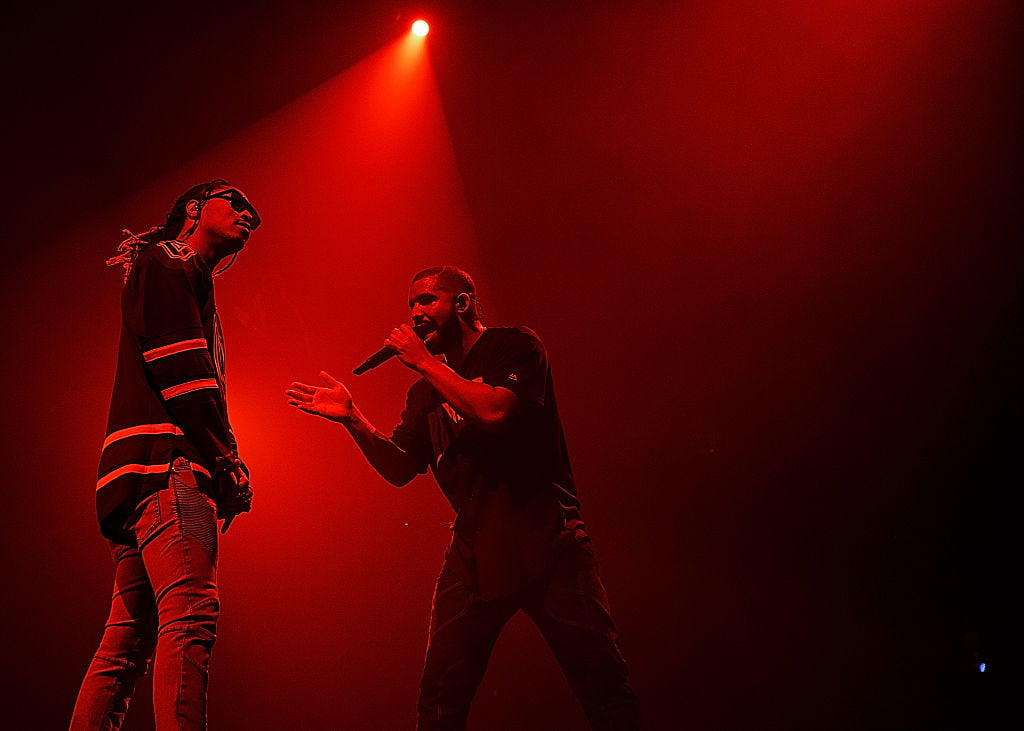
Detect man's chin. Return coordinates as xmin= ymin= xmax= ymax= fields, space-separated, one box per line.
xmin=215 ymin=238 xmax=246 ymax=261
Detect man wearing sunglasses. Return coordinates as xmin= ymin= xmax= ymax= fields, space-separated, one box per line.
xmin=205 ymin=187 xmax=262 ymax=230
xmin=71 ymin=179 xmax=259 ymax=730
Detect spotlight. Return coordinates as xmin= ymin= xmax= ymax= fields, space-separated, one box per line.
xmin=411 ymin=19 xmax=430 ymax=37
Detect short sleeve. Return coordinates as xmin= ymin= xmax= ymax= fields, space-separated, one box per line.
xmin=389 ymin=379 xmax=435 ymax=470
xmin=479 ymin=328 xmax=548 ymax=406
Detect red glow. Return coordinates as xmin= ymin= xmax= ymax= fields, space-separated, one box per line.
xmin=15 ymin=0 xmax=1019 ymax=728
xmin=411 ymin=19 xmax=429 ymax=37
xmin=81 ymin=34 xmax=485 ymax=727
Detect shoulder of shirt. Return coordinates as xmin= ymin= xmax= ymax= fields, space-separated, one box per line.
xmin=492 ymin=325 xmax=542 ymax=346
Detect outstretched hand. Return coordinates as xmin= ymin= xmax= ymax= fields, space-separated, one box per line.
xmin=286 ymin=370 xmax=354 ymax=422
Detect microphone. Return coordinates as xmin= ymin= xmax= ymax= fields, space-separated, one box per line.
xmin=352 ymin=324 xmax=432 ymax=375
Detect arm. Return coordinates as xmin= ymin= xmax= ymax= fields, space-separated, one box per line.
xmin=387 ymin=325 xmax=520 ymax=432
xmin=414 ymin=358 xmax=519 ymax=432
xmin=286 ymin=371 xmax=425 ymax=486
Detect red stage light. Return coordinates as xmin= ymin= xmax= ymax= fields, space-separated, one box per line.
xmin=411 ymin=19 xmax=430 ymax=37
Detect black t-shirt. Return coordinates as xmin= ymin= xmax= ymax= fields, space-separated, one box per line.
xmin=391 ymin=326 xmax=585 ymax=597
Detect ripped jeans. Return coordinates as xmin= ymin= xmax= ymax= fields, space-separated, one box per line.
xmin=70 ymin=457 xmax=220 ymax=731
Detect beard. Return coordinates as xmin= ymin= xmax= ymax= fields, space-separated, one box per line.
xmin=426 ymin=315 xmax=463 ymax=354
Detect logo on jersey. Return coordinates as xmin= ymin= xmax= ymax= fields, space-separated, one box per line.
xmin=435 ymin=376 xmax=487 ymax=462
xmin=441 ymin=402 xmax=462 ymax=425
xmin=156 ymin=241 xmax=196 ymax=261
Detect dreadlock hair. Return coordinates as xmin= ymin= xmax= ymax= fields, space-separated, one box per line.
xmin=106 ymin=178 xmax=231 ymax=280
xmin=412 ymin=265 xmax=483 ymax=321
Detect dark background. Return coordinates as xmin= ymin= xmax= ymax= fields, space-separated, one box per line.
xmin=1 ymin=1 xmax=1019 ymax=728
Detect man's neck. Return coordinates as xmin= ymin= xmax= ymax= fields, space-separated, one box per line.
xmin=178 ymin=233 xmax=223 ymax=268
xmin=443 ymin=323 xmax=487 ymax=371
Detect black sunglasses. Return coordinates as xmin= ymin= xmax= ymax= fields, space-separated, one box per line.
xmin=205 ymin=189 xmax=261 ymax=229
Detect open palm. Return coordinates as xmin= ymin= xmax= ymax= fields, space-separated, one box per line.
xmin=286 ymin=371 xmax=353 ymax=422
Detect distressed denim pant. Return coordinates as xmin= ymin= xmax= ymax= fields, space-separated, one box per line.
xmin=70 ymin=458 xmax=219 ymax=730
xmin=417 ymin=537 xmax=642 ymax=730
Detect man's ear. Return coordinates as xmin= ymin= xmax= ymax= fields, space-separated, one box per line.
xmin=456 ymin=293 xmax=470 ymax=312
xmin=185 ymin=199 xmax=202 ymax=218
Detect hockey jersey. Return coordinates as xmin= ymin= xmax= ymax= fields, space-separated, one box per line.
xmin=96 ymin=240 xmax=236 ymax=544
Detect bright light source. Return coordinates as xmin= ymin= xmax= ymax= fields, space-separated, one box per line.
xmin=411 ymin=19 xmax=430 ymax=37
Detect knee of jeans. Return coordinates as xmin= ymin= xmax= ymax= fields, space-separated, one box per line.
xmin=158 ymin=617 xmax=218 ymax=655
xmin=169 ymin=589 xmax=220 ymax=619
xmin=156 ymin=623 xmax=218 ymax=676
xmin=92 ymin=648 xmax=153 ymax=678
xmin=97 ymin=622 xmax=158 ymax=661
xmin=158 ymin=596 xmax=219 ymax=640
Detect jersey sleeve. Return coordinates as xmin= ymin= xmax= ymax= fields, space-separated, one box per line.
xmin=480 ymin=327 xmax=548 ymax=406
xmin=125 ymin=247 xmax=235 ymax=467
xmin=389 ymin=380 xmax=435 ymax=471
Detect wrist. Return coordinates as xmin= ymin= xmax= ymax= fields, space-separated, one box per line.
xmin=340 ymin=406 xmax=367 ymax=431
xmin=413 ymin=354 xmax=442 ymax=377
xmin=214 ymin=453 xmax=239 ymax=473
